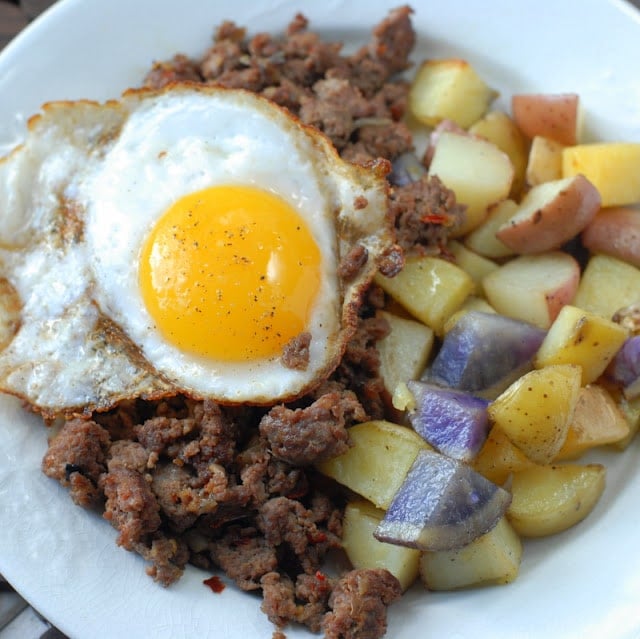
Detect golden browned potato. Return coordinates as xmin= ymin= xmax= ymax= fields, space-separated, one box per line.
xmin=488 ymin=364 xmax=582 ymax=464
xmin=419 ymin=517 xmax=522 ymax=590
xmin=316 ymin=420 xmax=430 ymax=510
xmin=342 ymin=500 xmax=420 ymax=591
xmin=573 ymin=254 xmax=640 ymax=319
xmin=507 ymin=464 xmax=606 ymax=537
xmin=375 ymin=255 xmax=474 ymax=336
xmin=562 ymin=142 xmax=640 ymax=206
xmin=555 ymin=385 xmax=630 ymax=460
xmin=534 ymin=304 xmax=628 ymax=384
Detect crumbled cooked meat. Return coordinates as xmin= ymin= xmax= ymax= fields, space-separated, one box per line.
xmin=376 ymin=243 xmax=405 ymax=278
xmin=363 ymin=5 xmax=415 ymax=77
xmin=391 ymin=174 xmax=467 ymax=254
xmin=107 ymin=440 xmax=149 ymax=473
xmin=256 ymin=496 xmax=341 ymax=574
xmin=41 ymin=418 xmax=110 ymax=507
xmin=144 ymin=54 xmax=203 ymax=88
xmin=260 ymin=572 xmax=298 ymax=628
xmin=134 ymin=534 xmax=190 ymax=586
xmin=330 ymin=315 xmax=392 ymax=419
xmin=40 ymin=8 xmax=451 ymax=638
xmin=151 ymin=462 xmax=219 ymax=532
xmin=259 ymin=390 xmax=365 ymax=465
xmin=299 ymin=77 xmax=372 ymax=149
xmin=322 ymin=569 xmax=403 ymax=639
xmin=338 ymin=243 xmax=369 ymax=281
xmin=101 ymin=465 xmax=161 ymax=550
xmin=210 ymin=527 xmax=279 ymax=590
xmin=261 ymin=571 xmax=335 ymax=632
xmin=281 ymin=332 xmax=312 ymax=370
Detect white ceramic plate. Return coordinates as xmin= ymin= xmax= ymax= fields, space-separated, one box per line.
xmin=1 ymin=1 xmax=640 ymax=638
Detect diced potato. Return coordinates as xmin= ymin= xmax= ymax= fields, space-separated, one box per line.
xmin=488 ymin=364 xmax=582 ymax=464
xmin=343 ymin=500 xmax=420 ymax=591
xmin=507 ymin=463 xmax=606 ymax=537
xmin=534 ymin=305 xmax=628 ymax=384
xmin=374 ymin=255 xmax=474 ymax=335
xmin=472 ymin=425 xmax=537 ymax=485
xmin=316 ymin=420 xmax=430 ymax=510
xmin=469 ymin=110 xmax=529 ymax=198
xmin=612 ymin=392 xmax=640 ymax=450
xmin=512 ymin=93 xmax=581 ymax=146
xmin=555 ymin=385 xmax=630 ymax=460
xmin=376 ymin=310 xmax=434 ymax=395
xmin=526 ymin=136 xmax=565 ymax=186
xmin=392 ymin=381 xmax=415 ymax=412
xmin=463 ymin=199 xmax=517 ymax=260
xmin=562 ymin=142 xmax=640 ymax=206
xmin=419 ymin=517 xmax=522 ymax=590
xmin=573 ymin=254 xmax=640 ymax=319
xmin=409 ymin=58 xmax=497 ymax=128
xmin=582 ymin=206 xmax=640 ymax=269
xmin=442 ymin=296 xmax=496 ymax=334
xmin=448 ymin=241 xmax=498 ymax=296
xmin=482 ymin=251 xmax=580 ymax=329
xmin=496 ymin=175 xmax=600 ymax=255
xmin=427 ymin=131 xmax=514 ymax=236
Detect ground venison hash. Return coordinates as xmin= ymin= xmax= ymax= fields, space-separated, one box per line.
xmin=41 ymin=7 xmax=465 ymax=638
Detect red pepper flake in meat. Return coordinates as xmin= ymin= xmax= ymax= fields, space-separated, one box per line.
xmin=308 ymin=531 xmax=327 ymax=544
xmin=421 ymin=213 xmax=453 ymax=225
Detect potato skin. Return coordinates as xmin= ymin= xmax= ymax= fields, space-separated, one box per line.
xmin=496 ymin=174 xmax=601 ymax=254
xmin=511 ymin=93 xmax=580 ymax=146
xmin=581 ymin=206 xmax=640 ymax=268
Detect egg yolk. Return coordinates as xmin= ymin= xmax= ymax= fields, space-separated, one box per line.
xmin=139 ymin=185 xmax=322 ymax=362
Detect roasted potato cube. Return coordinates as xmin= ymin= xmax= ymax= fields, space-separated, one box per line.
xmin=343 ymin=500 xmax=420 ymax=591
xmin=316 ymin=420 xmax=430 ymax=510
xmin=409 ymin=58 xmax=497 ymax=128
xmin=534 ymin=304 xmax=628 ymax=384
xmin=428 ymin=131 xmax=514 ymax=236
xmin=562 ymin=142 xmax=640 ymax=206
xmin=376 ymin=310 xmax=434 ymax=396
xmin=573 ymin=254 xmax=640 ymax=320
xmin=488 ymin=364 xmax=582 ymax=464
xmin=472 ymin=425 xmax=538 ymax=485
xmin=375 ymin=255 xmax=474 ymax=336
xmin=469 ymin=110 xmax=529 ymax=198
xmin=555 ymin=385 xmax=630 ymax=460
xmin=507 ymin=463 xmax=606 ymax=537
xmin=419 ymin=517 xmax=522 ymax=590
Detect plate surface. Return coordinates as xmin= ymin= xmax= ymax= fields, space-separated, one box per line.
xmin=1 ymin=1 xmax=640 ymax=638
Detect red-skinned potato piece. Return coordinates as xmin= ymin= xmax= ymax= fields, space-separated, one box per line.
xmin=496 ymin=174 xmax=600 ymax=254
xmin=581 ymin=207 xmax=640 ymax=268
xmin=482 ymin=252 xmax=580 ymax=329
xmin=512 ymin=93 xmax=580 ymax=146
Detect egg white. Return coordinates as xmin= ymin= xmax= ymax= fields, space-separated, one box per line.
xmin=0 ymin=85 xmax=393 ymax=415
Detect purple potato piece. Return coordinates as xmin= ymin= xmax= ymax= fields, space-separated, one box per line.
xmin=374 ymin=448 xmax=511 ymax=551
xmin=424 ymin=311 xmax=546 ymax=397
xmin=606 ymin=335 xmax=640 ymax=399
xmin=388 ymin=152 xmax=427 ymax=186
xmin=406 ymin=380 xmax=489 ymax=462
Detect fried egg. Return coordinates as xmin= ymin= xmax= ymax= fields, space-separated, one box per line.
xmin=0 ymin=85 xmax=395 ymax=417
